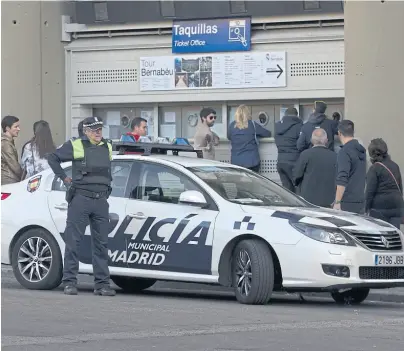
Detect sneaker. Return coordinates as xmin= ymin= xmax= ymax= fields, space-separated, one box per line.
xmin=94 ymin=286 xmax=116 ymax=296
xmin=64 ymin=285 xmax=78 ymax=295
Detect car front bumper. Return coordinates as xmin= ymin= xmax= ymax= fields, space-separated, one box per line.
xmin=275 ymin=235 xmax=404 ymax=291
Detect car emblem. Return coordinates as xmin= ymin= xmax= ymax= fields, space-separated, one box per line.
xmin=381 ymin=236 xmax=390 ymax=248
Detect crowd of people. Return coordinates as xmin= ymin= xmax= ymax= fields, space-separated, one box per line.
xmin=2 ymin=103 xmax=403 ymax=228
xmin=1 ymin=115 xmax=56 ymax=184
xmin=273 ymin=102 xmax=404 ymax=228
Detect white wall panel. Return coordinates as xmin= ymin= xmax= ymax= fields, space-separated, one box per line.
xmin=66 ymin=26 xmax=344 ymax=104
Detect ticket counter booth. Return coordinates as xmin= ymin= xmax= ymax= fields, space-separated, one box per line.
xmin=65 ymin=19 xmax=345 ymax=182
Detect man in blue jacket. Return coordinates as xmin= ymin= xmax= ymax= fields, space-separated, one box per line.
xmin=297 ymin=101 xmax=338 ymax=152
xmin=333 ymin=120 xmax=366 ymax=214
xmin=274 ymin=107 xmax=302 ymax=193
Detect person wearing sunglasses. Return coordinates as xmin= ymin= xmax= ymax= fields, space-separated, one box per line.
xmin=193 ymin=107 xmax=220 ymax=160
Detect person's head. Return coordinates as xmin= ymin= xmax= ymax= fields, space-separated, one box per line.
xmin=82 ymin=116 xmax=104 ymax=143
xmin=368 ymin=138 xmax=389 ymax=164
xmin=77 ymin=121 xmax=84 ymax=138
xmin=131 ymin=117 xmax=148 ymax=136
xmin=338 ymin=120 xmax=355 ymax=144
xmin=2 ymin=115 xmax=20 ymax=138
xmin=200 ymin=107 xmax=216 ymax=127
xmin=314 ymin=101 xmax=327 ymax=114
xmin=332 ymin=112 xmax=341 ymax=122
xmin=234 ymin=104 xmax=251 ymax=129
xmin=311 ymin=128 xmax=328 ymax=147
xmin=32 ymin=120 xmax=56 ymax=158
xmin=284 ymin=107 xmax=299 ymax=119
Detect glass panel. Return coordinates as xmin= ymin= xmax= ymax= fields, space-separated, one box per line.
xmin=251 ymin=105 xmax=274 ymax=136
xmin=93 ymin=107 xmax=155 ymax=140
xmin=158 ymin=106 xmax=182 ymax=140
xmin=136 ymin=163 xmax=200 ymax=204
xmin=188 ymin=166 xmax=310 ymax=207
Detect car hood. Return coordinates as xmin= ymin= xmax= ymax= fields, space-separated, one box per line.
xmin=239 ymin=205 xmax=398 ymax=233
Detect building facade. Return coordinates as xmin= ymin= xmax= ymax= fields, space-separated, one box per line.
xmin=2 ymin=1 xmax=402 ymax=178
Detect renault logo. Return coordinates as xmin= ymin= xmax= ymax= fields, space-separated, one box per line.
xmin=381 ymin=236 xmax=390 ymax=248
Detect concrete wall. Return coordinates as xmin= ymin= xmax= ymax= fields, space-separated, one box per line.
xmin=345 ymin=0 xmax=404 ymax=172
xmin=1 ymin=1 xmax=73 ymax=153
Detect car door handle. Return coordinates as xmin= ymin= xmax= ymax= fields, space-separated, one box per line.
xmin=129 ymin=212 xmax=146 ymax=219
xmin=54 ymin=203 xmax=68 ymax=210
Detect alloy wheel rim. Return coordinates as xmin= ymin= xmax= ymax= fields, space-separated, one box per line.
xmin=235 ymin=249 xmax=252 ymax=297
xmin=17 ymin=237 xmax=52 ymax=282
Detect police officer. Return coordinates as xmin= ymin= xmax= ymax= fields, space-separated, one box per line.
xmin=47 ymin=116 xmax=115 ymax=296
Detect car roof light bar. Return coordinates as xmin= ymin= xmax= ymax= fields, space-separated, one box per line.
xmin=112 ymin=142 xmax=203 ymax=158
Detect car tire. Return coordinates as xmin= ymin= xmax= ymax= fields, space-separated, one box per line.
xmin=232 ymin=239 xmax=275 ymax=305
xmin=331 ymin=288 xmax=370 ymax=305
xmin=111 ymin=276 xmax=156 ymax=293
xmin=11 ymin=228 xmax=63 ymax=290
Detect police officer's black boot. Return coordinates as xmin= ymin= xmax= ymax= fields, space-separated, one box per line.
xmin=94 ymin=286 xmax=116 ymax=296
xmin=64 ymin=285 xmax=78 ymax=295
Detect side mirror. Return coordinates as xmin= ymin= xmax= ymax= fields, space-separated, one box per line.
xmin=179 ymin=190 xmax=208 ymax=207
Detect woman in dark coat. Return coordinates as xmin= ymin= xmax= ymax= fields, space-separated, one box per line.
xmin=228 ymin=104 xmax=271 ymax=172
xmin=365 ymin=138 xmax=404 ymax=228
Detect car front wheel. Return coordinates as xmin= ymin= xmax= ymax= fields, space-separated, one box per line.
xmin=11 ymin=228 xmax=63 ymax=290
xmin=331 ymin=288 xmax=370 ymax=305
xmin=111 ymin=276 xmax=156 ymax=293
xmin=232 ymin=239 xmax=275 ymax=305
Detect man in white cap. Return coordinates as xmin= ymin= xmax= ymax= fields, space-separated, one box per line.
xmin=47 ymin=116 xmax=115 ymax=297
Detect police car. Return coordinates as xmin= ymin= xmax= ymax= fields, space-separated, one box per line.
xmin=1 ymin=142 xmax=404 ymax=305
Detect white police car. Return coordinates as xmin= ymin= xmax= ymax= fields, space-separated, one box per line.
xmin=1 ymin=142 xmax=404 ymax=305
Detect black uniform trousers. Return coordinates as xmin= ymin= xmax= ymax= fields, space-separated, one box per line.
xmin=63 ymin=193 xmax=110 ymax=289
xmin=277 ymin=162 xmax=296 ymax=193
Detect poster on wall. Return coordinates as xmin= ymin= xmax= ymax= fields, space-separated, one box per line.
xmin=139 ymin=51 xmax=286 ymax=91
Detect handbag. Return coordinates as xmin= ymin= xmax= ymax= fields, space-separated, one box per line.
xmin=21 ymin=143 xmax=36 ymax=180
xmin=374 ymin=162 xmax=404 ymax=223
xmin=252 ymin=121 xmax=259 ymax=146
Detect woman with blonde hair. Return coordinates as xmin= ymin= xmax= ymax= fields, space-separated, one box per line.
xmin=228 ymin=105 xmax=270 ymax=172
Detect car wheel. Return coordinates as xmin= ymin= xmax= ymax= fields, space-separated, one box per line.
xmin=11 ymin=228 xmax=63 ymax=290
xmin=232 ymin=239 xmax=275 ymax=305
xmin=111 ymin=276 xmax=156 ymax=293
xmin=331 ymin=288 xmax=370 ymax=305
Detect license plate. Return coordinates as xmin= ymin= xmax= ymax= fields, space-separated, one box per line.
xmin=374 ymin=255 xmax=404 ymax=266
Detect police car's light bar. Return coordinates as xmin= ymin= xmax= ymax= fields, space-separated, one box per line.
xmin=112 ymin=142 xmax=203 ymax=158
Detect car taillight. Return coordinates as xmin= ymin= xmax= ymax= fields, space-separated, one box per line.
xmin=1 ymin=193 xmax=11 ymax=200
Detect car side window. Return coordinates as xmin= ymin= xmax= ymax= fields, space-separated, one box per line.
xmin=51 ymin=161 xmax=133 ymax=198
xmin=131 ymin=163 xmax=201 ymax=205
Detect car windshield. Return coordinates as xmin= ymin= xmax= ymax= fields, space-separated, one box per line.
xmin=187 ymin=166 xmax=310 ymax=207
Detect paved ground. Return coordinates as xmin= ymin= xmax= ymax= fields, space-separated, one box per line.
xmin=2 ymin=265 xmax=404 ymax=351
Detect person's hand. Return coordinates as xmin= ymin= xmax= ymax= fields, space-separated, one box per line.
xmin=64 ymin=177 xmax=72 ymax=184
xmin=333 ymin=202 xmax=341 ymax=210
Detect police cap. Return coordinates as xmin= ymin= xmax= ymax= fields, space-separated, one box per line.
xmin=82 ymin=117 xmax=104 ymax=130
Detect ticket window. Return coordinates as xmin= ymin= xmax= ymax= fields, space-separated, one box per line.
xmin=93 ymin=107 xmax=155 ymax=140
xmin=227 ymin=105 xmax=275 ymax=137
xmin=158 ymin=104 xmax=224 ymax=141
xmin=299 ymin=102 xmax=344 ymax=123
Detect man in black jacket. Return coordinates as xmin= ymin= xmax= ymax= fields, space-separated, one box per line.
xmin=274 ymin=107 xmax=302 ymax=193
xmin=297 ymin=101 xmax=338 ymax=152
xmin=333 ymin=120 xmax=367 ymax=213
xmin=293 ymin=128 xmax=337 ymax=207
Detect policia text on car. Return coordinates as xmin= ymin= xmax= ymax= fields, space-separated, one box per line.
xmin=47 ymin=117 xmax=116 ymax=296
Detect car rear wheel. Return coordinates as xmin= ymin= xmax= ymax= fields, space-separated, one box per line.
xmin=331 ymin=288 xmax=370 ymax=305
xmin=111 ymin=276 xmax=156 ymax=293
xmin=11 ymin=228 xmax=63 ymax=290
xmin=232 ymin=239 xmax=275 ymax=305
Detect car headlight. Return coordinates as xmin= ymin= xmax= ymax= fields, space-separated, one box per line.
xmin=291 ymin=223 xmax=356 ymax=246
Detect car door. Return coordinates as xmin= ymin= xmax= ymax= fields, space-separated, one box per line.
xmin=115 ymin=161 xmax=219 ymax=275
xmin=47 ymin=160 xmax=135 ymax=267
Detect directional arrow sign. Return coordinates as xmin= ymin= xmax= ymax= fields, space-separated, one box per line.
xmin=266 ymin=64 xmax=284 ymax=79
